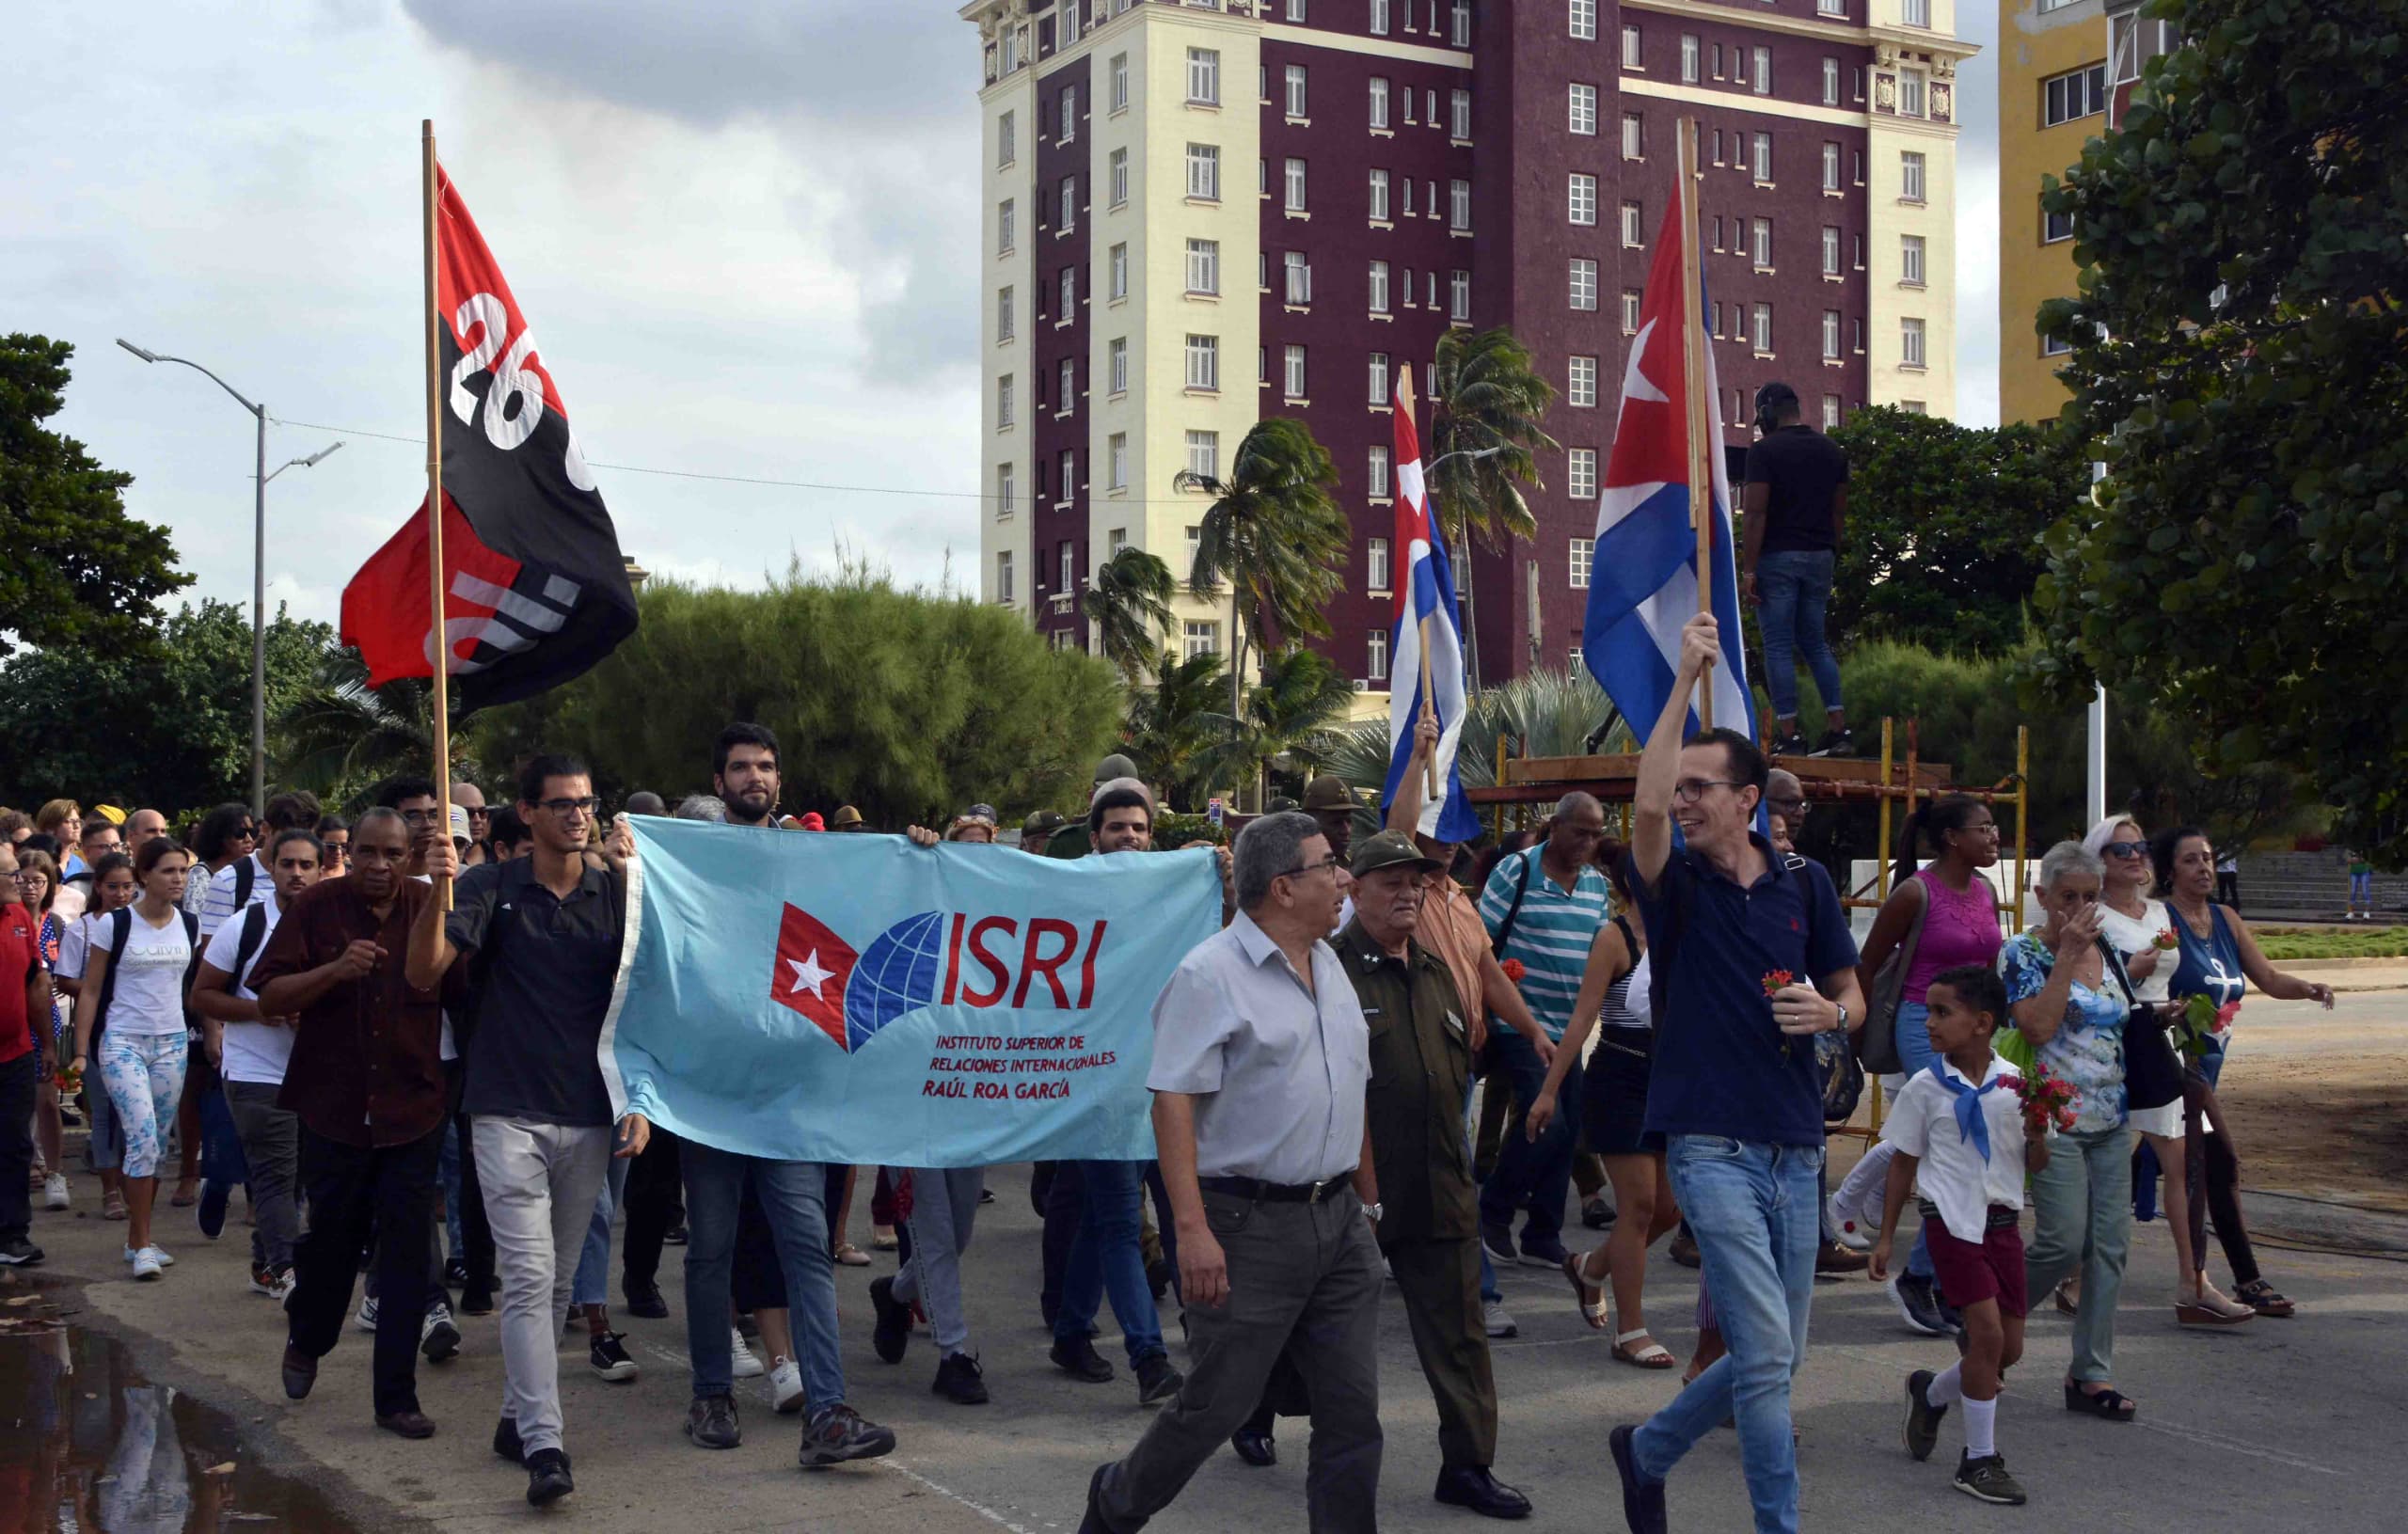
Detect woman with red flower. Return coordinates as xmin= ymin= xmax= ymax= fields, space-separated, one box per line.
xmin=2153 ymin=827 xmax=2335 ymax=1321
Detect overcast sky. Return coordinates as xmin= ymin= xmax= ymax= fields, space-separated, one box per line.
xmin=8 ymin=0 xmax=2000 ymax=630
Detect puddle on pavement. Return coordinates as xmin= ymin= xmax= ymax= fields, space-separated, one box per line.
xmin=0 ymin=1280 xmax=358 ymax=1533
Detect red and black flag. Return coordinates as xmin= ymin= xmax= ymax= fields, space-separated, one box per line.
xmin=341 ymin=164 xmax=636 ymax=711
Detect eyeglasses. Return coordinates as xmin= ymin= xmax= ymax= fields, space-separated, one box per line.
xmin=2101 ymin=843 xmax=2148 ymax=860
xmin=322 ymin=844 xmax=350 ymax=861
xmin=538 ymin=797 xmax=603 ymax=817
xmin=398 ymin=809 xmax=438 ymax=826
xmin=1671 ymin=779 xmax=1743 ymax=804
xmin=1278 ymin=853 xmax=1343 ymax=878
xmin=466 ymin=807 xmax=491 ymax=820
xmin=1770 ymin=799 xmax=1810 ymax=820
xmin=1951 ymin=822 xmax=2001 ymax=837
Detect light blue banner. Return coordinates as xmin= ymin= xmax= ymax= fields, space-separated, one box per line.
xmin=605 ymin=820 xmax=1224 ymax=1167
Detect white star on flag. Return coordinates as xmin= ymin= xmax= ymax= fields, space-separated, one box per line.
xmin=785 ymin=950 xmax=835 ymax=999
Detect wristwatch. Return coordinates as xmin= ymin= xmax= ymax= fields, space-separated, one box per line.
xmin=1363 ymin=1201 xmax=1385 ymax=1224
xmin=1831 ymin=1003 xmax=1851 ymax=1034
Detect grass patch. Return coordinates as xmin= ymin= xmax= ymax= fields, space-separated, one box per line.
xmin=2256 ymin=926 xmax=2408 ymax=960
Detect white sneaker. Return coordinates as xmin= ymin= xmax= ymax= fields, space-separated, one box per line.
xmin=730 ymin=1328 xmax=765 ymax=1379
xmin=769 ymin=1356 xmax=805 ymax=1414
xmin=356 ymin=1296 xmax=380 ymax=1332
xmin=1481 ymin=1299 xmax=1519 ymax=1339
xmin=43 ymin=1174 xmax=70 ymax=1210
xmin=121 ymin=1245 xmax=173 ymax=1267
xmin=1826 ymin=1194 xmax=1873 ymax=1251
xmin=131 ymin=1248 xmax=164 ymax=1281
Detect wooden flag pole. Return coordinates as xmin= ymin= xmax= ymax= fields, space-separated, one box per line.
xmin=422 ymin=119 xmax=454 ymax=909
xmin=1399 ymin=364 xmax=1438 ymax=799
xmin=1674 ymin=117 xmax=1715 ymax=730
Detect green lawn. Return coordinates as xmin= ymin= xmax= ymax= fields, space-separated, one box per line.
xmin=2255 ymin=925 xmax=2408 ymax=960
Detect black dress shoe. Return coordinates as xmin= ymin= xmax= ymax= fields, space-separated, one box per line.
xmin=525 ymin=1448 xmax=575 ymax=1507
xmin=1610 ymin=1425 xmax=1668 ymax=1534
xmin=444 ymin=1257 xmax=469 ymax=1288
xmin=624 ymin=1274 xmax=670 ymax=1320
xmin=494 ymin=1415 xmax=525 ymax=1463
xmin=1231 ymin=1426 xmax=1277 ymax=1467
xmin=280 ymin=1343 xmax=317 ymax=1401
xmin=1051 ymin=1335 xmax=1116 ymax=1383
xmin=375 ymin=1409 xmax=437 ymax=1440
xmin=1434 ymin=1465 xmax=1531 ymax=1520
xmin=870 ymin=1275 xmax=911 ymax=1364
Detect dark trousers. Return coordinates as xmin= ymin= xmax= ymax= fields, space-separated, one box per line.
xmin=0 ymin=1050 xmax=36 ymax=1242
xmin=1040 ymin=1160 xmax=1084 ymax=1327
xmin=287 ymin=1120 xmax=445 ymax=1417
xmin=1479 ymin=1030 xmax=1582 ymax=1248
xmin=1097 ymin=1188 xmax=1383 ymax=1534
xmin=623 ymin=1121 xmax=684 ymax=1289
xmin=1387 ymin=1236 xmax=1497 ymax=1469
xmin=2215 ymin=871 xmax=2241 ymax=908
xmin=2183 ymin=1066 xmax=2260 ymax=1287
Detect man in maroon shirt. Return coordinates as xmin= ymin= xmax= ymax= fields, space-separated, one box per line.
xmin=250 ymin=808 xmax=452 ymax=1439
xmin=0 ymin=842 xmax=52 ymax=1267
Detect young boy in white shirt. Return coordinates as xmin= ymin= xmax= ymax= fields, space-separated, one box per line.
xmin=1869 ymin=963 xmax=2049 ymax=1508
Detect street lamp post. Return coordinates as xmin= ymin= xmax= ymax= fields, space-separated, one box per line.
xmin=1420 ymin=444 xmax=1506 ymax=688
xmin=117 ymin=339 xmax=340 ymax=814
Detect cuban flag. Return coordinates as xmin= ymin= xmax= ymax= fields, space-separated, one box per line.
xmin=1580 ymin=192 xmax=1756 ymax=741
xmin=1381 ymin=373 xmax=1482 ymax=843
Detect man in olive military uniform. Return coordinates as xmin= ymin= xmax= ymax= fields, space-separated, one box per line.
xmin=1021 ymin=810 xmax=1067 ymax=857
xmin=830 ymin=805 xmax=869 ymax=833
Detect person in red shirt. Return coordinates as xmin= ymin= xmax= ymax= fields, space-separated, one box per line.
xmin=0 ymin=841 xmax=55 ymax=1266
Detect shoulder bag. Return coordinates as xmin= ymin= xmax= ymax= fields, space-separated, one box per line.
xmin=1855 ymin=877 xmax=1926 ymax=1076
xmin=2098 ymin=936 xmax=2184 ymax=1113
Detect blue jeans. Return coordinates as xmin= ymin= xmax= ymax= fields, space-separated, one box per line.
xmin=1478 ymin=1028 xmax=1580 ymax=1250
xmin=1757 ymin=548 xmax=1844 ymax=722
xmin=681 ymin=1143 xmax=845 ymax=1410
xmin=1893 ymin=1001 xmax=1937 ymax=1283
xmin=1633 ymin=1135 xmax=1823 ymax=1534
xmin=572 ymin=1152 xmax=630 ymax=1308
xmin=1055 ymin=1158 xmax=1165 ymax=1365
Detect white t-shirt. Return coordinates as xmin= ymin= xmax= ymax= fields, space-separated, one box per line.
xmin=93 ymin=909 xmax=194 ymax=1037
xmin=1879 ymin=1055 xmax=2032 ymax=1244
xmin=200 ymin=853 xmax=271 ymax=943
xmin=55 ymin=912 xmax=94 ymax=984
xmin=2097 ymin=897 xmax=2174 ymax=1004
xmin=202 ymin=901 xmax=293 ymax=1085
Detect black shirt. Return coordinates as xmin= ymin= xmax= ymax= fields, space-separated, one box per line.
xmin=1742 ymin=425 xmax=1850 ymax=556
xmin=448 ymin=858 xmax=625 ymax=1128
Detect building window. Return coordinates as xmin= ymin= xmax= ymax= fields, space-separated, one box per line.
xmin=997 ymin=373 xmax=1015 ymax=430
xmin=1450 ymin=268 xmax=1471 ymax=321
xmin=1901 ymin=234 xmax=1925 ymax=286
xmin=1568 ymin=258 xmax=1598 ymax=311
xmin=1285 ymin=63 xmax=1308 ymax=119
xmin=1818 ymin=0 xmax=1846 ymax=14
xmin=1569 ymin=536 xmax=1594 ymax=589
xmin=1854 ymin=232 xmax=1864 ymax=269
xmin=1748 ymin=303 xmax=1770 ymax=354
xmin=1109 ymin=432 xmax=1129 ymax=488
xmin=1287 ymin=0 xmax=1308 ymax=20
xmin=1902 ymin=317 xmax=1926 ymax=368
xmin=1058 ymin=356 xmax=1076 ymax=410
xmin=1370 ymin=260 xmax=1390 ymax=313
xmin=1109 ymin=149 xmax=1129 ymax=208
xmin=1752 ymin=46 xmax=1771 ymax=93
xmin=1370 ymin=76 xmax=1390 ymax=128
xmin=1451 ymin=0 xmax=1471 ymax=47
xmin=1370 ymin=168 xmax=1390 ymax=220
xmin=1184 ymin=621 xmax=1219 ymax=658
xmin=997 ymin=198 xmax=1015 ymax=255
xmin=1621 ymin=24 xmax=1640 ymax=68
xmin=2046 ymin=64 xmax=2110 ymax=126
xmin=1568 ymin=173 xmax=1597 ymax=226
xmin=1902 ymin=0 xmax=1930 ymax=26
xmin=1821 ymin=309 xmax=1841 ymax=360
xmin=1711 ymin=41 xmax=1723 ymax=80
xmin=1186 ymin=429 xmax=1219 ymax=481
xmin=1186 ymin=143 xmax=1221 ymax=200
xmin=1185 ymin=335 xmax=1219 ymax=391
xmin=1899 ymin=69 xmax=1926 ymax=119
xmin=1187 ymin=47 xmax=1220 ymax=105
xmin=1059 ymin=264 xmax=1078 ymax=318
xmin=1284 ymin=344 xmax=1307 ymax=399
xmin=1059 ymin=539 xmax=1075 ymax=593
xmin=1751 ymin=217 xmax=1773 ymax=268
xmin=1820 ymin=226 xmax=1841 ymax=276
xmin=1822 ymin=141 xmax=1842 ymax=192
xmin=1370 ymin=447 xmax=1391 ymax=498
xmin=1569 ymin=354 xmax=1597 ymax=407
xmin=1059 ymin=174 xmax=1078 ymax=230
xmin=1061 ymin=449 xmax=1077 ymax=501
xmin=1752 ymin=132 xmax=1773 ymax=182
xmin=1901 ymin=150 xmax=1926 ymax=202
xmin=1821 ymin=56 xmax=1840 ymax=106
xmin=1060 ymin=84 xmax=1078 ymax=143
xmin=998 ymin=110 xmax=1016 ymax=167
xmin=1571 ymin=0 xmax=1595 ymax=42
xmin=1372 ymin=0 xmax=1391 ymax=36
xmin=1822 ymin=394 xmax=1842 ymax=428
xmin=1621 ymin=113 xmax=1643 ymax=160
xmin=1853 ymin=316 xmax=1864 ymax=352
xmin=1681 ymin=34 xmax=1701 ymax=84
xmin=1368 ymin=352 xmax=1389 ymax=403
xmin=1568 ymin=449 xmax=1597 ymax=500
xmin=996 ymin=549 xmax=1015 ymax=602
xmin=1570 ymin=83 xmax=1597 ymax=134
xmin=2041 ymin=332 xmax=2073 ymax=357
xmin=2043 ymin=205 xmax=2075 ymax=243
xmin=996 ymin=286 xmax=1014 ymax=342
xmin=1285 ymin=157 xmax=1308 ymax=211
xmin=1450 ymin=179 xmax=1471 ymax=229
xmin=1108 ymin=527 xmax=1126 ymax=559
xmin=1621 ymin=200 xmax=1643 ymax=246
xmin=1358 ymin=625 xmax=1387 ymax=682
xmin=997 ymin=465 xmax=1015 ymax=519
xmin=1620 ymin=289 xmax=1641 ymax=334
xmin=1110 ymin=53 xmax=1130 ymax=112
xmin=1185 ymin=238 xmax=1221 ymax=296
xmin=1284 ymin=250 xmax=1313 ymax=304
xmin=1451 ymin=88 xmax=1472 ymax=139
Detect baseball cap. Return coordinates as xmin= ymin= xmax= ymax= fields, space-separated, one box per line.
xmin=1351 ymin=830 xmax=1442 ymax=879
xmin=92 ymin=804 xmax=127 ymax=826
xmin=448 ymin=803 xmax=472 ymax=846
xmin=1094 ymin=753 xmax=1139 ymax=783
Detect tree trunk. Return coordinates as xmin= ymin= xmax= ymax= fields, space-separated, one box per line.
xmin=1455 ymin=519 xmax=1483 ymax=689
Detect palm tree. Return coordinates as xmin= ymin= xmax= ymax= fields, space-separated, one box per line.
xmin=1428 ymin=327 xmax=1561 ymax=688
xmin=1121 ymin=647 xmax=1228 ymax=811
xmin=1082 ymin=547 xmax=1177 ymax=682
xmin=1175 ymin=418 xmax=1348 ymax=720
xmin=1199 ymin=646 xmax=1360 ymax=811
xmin=272 ymin=643 xmax=456 ymax=808
xmin=1322 ymin=666 xmax=1628 ymax=807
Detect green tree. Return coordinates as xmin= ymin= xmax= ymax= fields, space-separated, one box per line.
xmin=469 ymin=562 xmax=1120 ymax=829
xmin=1178 ymin=418 xmax=1348 ymax=720
xmin=1323 ymin=667 xmax=1626 ymax=803
xmin=0 ymin=334 xmax=189 ymax=656
xmin=1824 ymin=407 xmax=2090 ymax=655
xmin=1121 ymin=646 xmax=1228 ymax=813
xmin=2027 ymin=0 xmax=2408 ymax=862
xmin=1428 ymin=327 xmax=1560 ymax=686
xmin=0 ymin=600 xmax=329 ymax=814
xmin=1082 ymin=546 xmax=1177 ymax=681
xmin=273 ymin=646 xmax=461 ymax=811
xmin=1198 ymin=645 xmax=1360 ymax=811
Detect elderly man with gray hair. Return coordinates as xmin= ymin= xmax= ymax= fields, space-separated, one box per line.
xmin=1079 ymin=811 xmax=1381 ymax=1534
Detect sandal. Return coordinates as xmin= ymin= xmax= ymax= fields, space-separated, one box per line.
xmin=2176 ymin=1283 xmax=2256 ymax=1326
xmin=170 ymin=1178 xmax=200 ymax=1208
xmin=832 ymin=1242 xmax=871 ymax=1268
xmin=1613 ymin=1328 xmax=1675 ymax=1368
xmin=2063 ymin=1381 xmax=2138 ymax=1422
xmin=1560 ymin=1253 xmax=1608 ymax=1330
xmin=103 ymin=1192 xmax=128 ymax=1221
xmin=2233 ymin=1279 xmax=2295 ymax=1318
xmin=2054 ymin=1280 xmax=2080 ymax=1315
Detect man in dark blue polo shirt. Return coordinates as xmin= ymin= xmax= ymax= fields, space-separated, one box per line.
xmin=1608 ymin=612 xmax=1863 ymax=1534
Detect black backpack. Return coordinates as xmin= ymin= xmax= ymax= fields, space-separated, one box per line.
xmin=231 ymin=902 xmax=272 ymax=991
xmin=231 ymin=856 xmax=257 ymax=911
xmin=91 ymin=906 xmax=204 ymax=1046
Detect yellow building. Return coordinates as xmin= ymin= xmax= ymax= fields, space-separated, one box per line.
xmin=1997 ymin=0 xmax=2109 ymax=425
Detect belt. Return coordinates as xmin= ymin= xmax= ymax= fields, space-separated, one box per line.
xmin=1198 ymin=1172 xmax=1356 ymax=1205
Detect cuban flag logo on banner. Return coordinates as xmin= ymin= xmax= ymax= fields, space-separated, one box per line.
xmin=1579 ymin=184 xmax=1757 ymax=744
xmin=1382 ymin=372 xmax=1482 ymax=843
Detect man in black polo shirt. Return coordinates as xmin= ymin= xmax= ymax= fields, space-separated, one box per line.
xmin=1739 ymin=382 xmax=1853 ymax=759
xmin=408 ymin=753 xmax=644 ymax=1508
xmin=1608 ymin=613 xmax=1863 ymax=1534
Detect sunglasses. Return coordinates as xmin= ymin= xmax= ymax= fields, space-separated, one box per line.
xmin=2101 ymin=843 xmax=2148 ymax=860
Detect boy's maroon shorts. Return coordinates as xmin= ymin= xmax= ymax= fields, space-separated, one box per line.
xmin=1925 ymin=1218 xmax=2028 ymax=1319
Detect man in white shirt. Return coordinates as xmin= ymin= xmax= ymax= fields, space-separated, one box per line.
xmin=192 ymin=829 xmax=325 ymax=1300
xmin=200 ymin=792 xmax=320 ymax=942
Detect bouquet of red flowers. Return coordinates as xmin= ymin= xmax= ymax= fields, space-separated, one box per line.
xmin=2151 ymin=926 xmax=2179 ymax=952
xmin=1760 ymin=969 xmax=1795 ymax=998
xmin=53 ymin=1063 xmax=81 ymax=1096
xmin=2011 ymin=1065 xmax=2078 ymax=1137
xmin=2174 ymin=993 xmax=2241 ymax=1061
xmin=1498 ymin=957 xmax=1527 ymax=985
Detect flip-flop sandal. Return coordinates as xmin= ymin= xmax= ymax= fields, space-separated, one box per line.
xmin=2234 ymin=1280 xmax=2295 ymax=1317
xmin=1560 ymin=1253 xmax=1608 ymax=1329
xmin=2063 ymin=1381 xmax=2138 ymax=1421
xmin=1613 ymin=1329 xmax=1676 ymax=1368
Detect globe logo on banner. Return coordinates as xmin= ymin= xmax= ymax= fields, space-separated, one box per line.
xmin=772 ymin=904 xmax=945 ymax=1052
